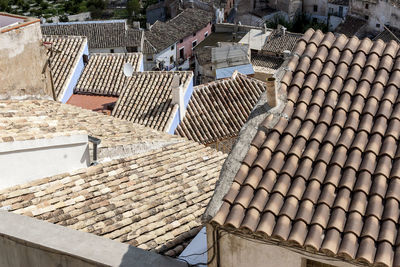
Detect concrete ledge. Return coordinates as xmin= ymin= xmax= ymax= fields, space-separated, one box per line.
xmin=0 ymin=211 xmax=186 ymax=267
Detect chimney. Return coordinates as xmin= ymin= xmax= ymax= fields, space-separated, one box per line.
xmin=266 ymin=77 xmax=277 ymax=108
xmin=171 ymin=74 xmax=185 ymax=120
xmin=132 ymin=21 xmax=140 ymax=29
xmin=146 ymin=23 xmax=151 ymax=30
xmin=263 ymin=23 xmax=267 ymax=34
xmin=283 ymin=50 xmax=291 ymax=59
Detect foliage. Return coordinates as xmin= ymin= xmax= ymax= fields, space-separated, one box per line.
xmin=127 ymin=0 xmax=140 ymax=17
xmin=266 ymin=13 xmax=328 ymax=33
xmin=59 ymin=14 xmax=68 ymax=22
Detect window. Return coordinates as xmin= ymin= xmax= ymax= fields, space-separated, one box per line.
xmin=313 ymin=5 xmax=318 ymax=12
xmin=110 ymin=49 xmax=114 ymax=53
xmin=365 ymin=15 xmax=369 ymax=19
xmin=192 ymin=40 xmax=197 ymax=49
xmin=204 ymin=31 xmax=209 ymax=38
xmin=376 ymin=23 xmax=381 ymax=28
xmin=171 ymin=45 xmax=174 ymax=50
xmin=365 ymin=3 xmax=369 ymax=9
xmin=193 ymin=32 xmax=196 ymax=37
xmin=170 ymin=56 xmax=174 ymax=64
xmin=179 ymin=47 xmax=184 ymax=59
xmin=146 ymin=55 xmax=153 ymax=61
xmin=180 ymin=39 xmax=183 ymax=43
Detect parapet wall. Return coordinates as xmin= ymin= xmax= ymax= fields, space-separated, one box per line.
xmin=0 ymin=20 xmax=52 ymax=99
xmin=0 ymin=211 xmax=186 ymax=267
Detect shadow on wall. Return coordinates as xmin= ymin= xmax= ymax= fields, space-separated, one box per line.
xmin=119 ymin=245 xmax=187 ymax=267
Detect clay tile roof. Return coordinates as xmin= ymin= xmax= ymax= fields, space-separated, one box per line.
xmin=262 ymin=29 xmax=302 ymax=54
xmin=251 ymin=54 xmax=284 ymax=70
xmin=41 ymin=20 xmax=127 ymax=49
xmin=0 ymin=100 xmax=180 ymax=155
xmin=145 ymin=8 xmax=213 ymax=52
xmin=0 ymin=100 xmax=227 ymax=256
xmin=111 ymin=71 xmax=193 ymax=131
xmin=43 ymin=35 xmax=87 ymax=100
xmin=210 ymin=28 xmax=400 ymax=266
xmin=335 ymin=16 xmax=367 ymax=37
xmin=74 ymin=53 xmax=193 ymax=132
xmin=374 ymin=26 xmax=400 ymax=43
xmin=74 ymin=53 xmax=143 ymax=96
xmin=175 ymin=73 xmax=266 ymax=144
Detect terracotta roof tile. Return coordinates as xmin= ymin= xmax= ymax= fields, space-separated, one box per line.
xmin=43 ymin=35 xmax=87 ymax=100
xmin=41 ymin=21 xmax=128 ymax=49
xmin=112 ymin=71 xmax=192 ymax=132
xmin=75 ymin=53 xmax=142 ymax=96
xmin=262 ymin=29 xmax=302 ymax=54
xmin=0 ymin=100 xmax=180 ymax=152
xmin=0 ymin=140 xmax=226 ymax=255
xmin=145 ymin=8 xmax=213 ymax=52
xmin=74 ymin=53 xmax=193 ymax=131
xmin=210 ymin=28 xmax=400 ymax=266
xmin=175 ymin=74 xmax=266 ymax=144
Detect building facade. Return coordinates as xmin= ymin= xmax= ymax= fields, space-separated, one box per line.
xmin=349 ymin=0 xmax=400 ymax=33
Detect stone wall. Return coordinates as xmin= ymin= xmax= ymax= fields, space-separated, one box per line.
xmin=0 ymin=21 xmax=53 ymax=99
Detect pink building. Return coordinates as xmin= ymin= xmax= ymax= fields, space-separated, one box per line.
xmin=176 ymin=22 xmax=212 ymax=62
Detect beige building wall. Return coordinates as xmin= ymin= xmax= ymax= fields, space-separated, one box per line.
xmin=0 ymin=20 xmax=52 ymax=99
xmin=207 ymin=224 xmax=358 ymax=267
xmin=350 ymin=0 xmax=400 ymax=33
xmin=267 ymin=0 xmax=302 ymax=19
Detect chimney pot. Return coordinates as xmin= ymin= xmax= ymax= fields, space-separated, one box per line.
xmin=171 ymin=74 xmax=186 ymax=119
xmin=266 ymin=77 xmax=277 ymax=108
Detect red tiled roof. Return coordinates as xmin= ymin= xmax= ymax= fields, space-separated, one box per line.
xmin=211 ymin=28 xmax=400 ymax=266
xmin=67 ymin=94 xmax=118 ymax=113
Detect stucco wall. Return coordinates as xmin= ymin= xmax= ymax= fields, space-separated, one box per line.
xmin=267 ymin=0 xmax=302 ymax=19
xmin=350 ymin=0 xmax=400 ymax=32
xmin=0 ymin=134 xmax=90 ymax=190
xmin=0 ymin=211 xmax=186 ymax=267
xmin=167 ymin=76 xmax=194 ymax=134
xmin=155 ymin=44 xmax=177 ymax=70
xmin=328 ymin=3 xmax=348 ymax=18
xmin=304 ymin=0 xmax=328 ymax=18
xmin=0 ymin=21 xmax=52 ymax=99
xmin=207 ymin=225 xmax=359 ymax=267
xmin=176 ymin=23 xmax=212 ymax=61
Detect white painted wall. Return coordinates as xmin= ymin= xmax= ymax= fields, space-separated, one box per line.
xmin=156 ymin=44 xmax=177 ymax=70
xmin=350 ymin=0 xmax=400 ymax=32
xmin=143 ymin=44 xmax=176 ymax=71
xmin=207 ymin=225 xmax=358 ymax=267
xmin=0 ymin=134 xmax=90 ymax=189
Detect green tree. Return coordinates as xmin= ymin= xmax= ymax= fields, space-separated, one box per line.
xmin=127 ymin=0 xmax=140 ymax=17
xmin=0 ymin=0 xmax=8 ymax=11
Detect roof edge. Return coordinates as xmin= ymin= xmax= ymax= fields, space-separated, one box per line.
xmin=202 ymin=57 xmax=293 ymax=222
